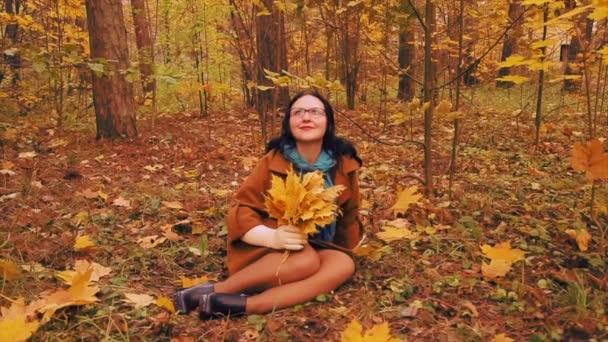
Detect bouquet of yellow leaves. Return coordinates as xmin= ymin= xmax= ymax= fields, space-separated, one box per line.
xmin=264 ymin=167 xmax=345 ymax=236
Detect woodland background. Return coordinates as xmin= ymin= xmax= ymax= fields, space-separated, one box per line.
xmin=0 ymin=0 xmax=607 ymax=341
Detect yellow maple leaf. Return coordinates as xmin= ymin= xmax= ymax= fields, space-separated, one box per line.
xmin=341 ymin=319 xmax=402 ymax=342
xmin=434 ymin=100 xmax=452 ymax=115
xmin=565 ymin=229 xmax=591 ymax=252
xmin=481 ymin=260 xmax=512 ymax=280
xmin=491 ymin=333 xmax=515 ymax=342
xmin=38 ymin=267 xmax=99 ymax=322
xmin=377 ymin=227 xmax=419 ymax=243
xmin=480 ymin=242 xmax=526 ymax=264
xmin=179 ymin=275 xmax=210 ymax=288
xmin=264 ymin=167 xmax=344 ymax=236
xmin=156 ymin=296 xmax=176 ymax=313
xmin=0 ymin=297 xmax=40 ymax=342
xmin=390 ymin=186 xmax=422 ymax=215
xmin=497 ymin=54 xmax=528 ymax=68
xmin=74 ymin=235 xmax=96 ymax=251
xmin=495 ymin=75 xmax=529 ymax=84
xmin=0 ymin=258 xmax=20 ymax=280
xmin=571 ymin=139 xmax=608 ymax=180
xmin=56 ymin=260 xmax=111 ymax=285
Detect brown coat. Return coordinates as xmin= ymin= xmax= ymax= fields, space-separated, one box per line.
xmin=226 ymin=150 xmax=362 ymax=275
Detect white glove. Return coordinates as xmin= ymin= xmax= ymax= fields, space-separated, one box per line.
xmin=241 ymin=225 xmax=306 ymax=250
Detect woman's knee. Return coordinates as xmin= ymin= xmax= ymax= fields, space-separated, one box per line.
xmin=283 ymin=244 xmax=321 ymax=278
xmin=322 ymin=250 xmax=355 ymax=279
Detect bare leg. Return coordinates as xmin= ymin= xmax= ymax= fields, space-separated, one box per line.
xmin=245 ymin=249 xmax=355 ymax=314
xmin=214 ymin=244 xmax=321 ymax=294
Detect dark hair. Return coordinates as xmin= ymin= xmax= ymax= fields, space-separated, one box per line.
xmin=266 ymin=89 xmax=362 ymax=166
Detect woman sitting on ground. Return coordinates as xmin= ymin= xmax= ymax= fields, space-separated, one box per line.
xmin=175 ymin=89 xmax=363 ymax=318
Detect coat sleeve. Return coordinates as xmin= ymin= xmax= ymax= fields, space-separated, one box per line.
xmin=227 ymin=157 xmax=275 ymax=244
xmin=334 ymin=169 xmax=362 ymax=249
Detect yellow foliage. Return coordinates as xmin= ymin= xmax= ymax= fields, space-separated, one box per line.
xmin=156 ymin=296 xmax=176 ymax=313
xmin=480 ymin=242 xmax=526 ymax=280
xmin=571 ymin=139 xmax=608 ymax=180
xmin=565 ymin=229 xmax=591 ymax=251
xmin=390 ymin=186 xmax=422 ymax=215
xmin=377 ymin=227 xmax=418 ymax=242
xmin=497 ymin=54 xmax=528 ymax=68
xmin=37 ymin=267 xmax=100 ymax=322
xmin=434 ymin=100 xmax=452 ymax=115
xmin=341 ymin=319 xmax=403 ymax=342
xmin=481 ymin=260 xmax=512 ymax=280
xmin=491 ymin=333 xmax=515 ymax=342
xmin=55 ymin=260 xmax=111 ymax=285
xmin=264 ymin=167 xmax=344 ymax=236
xmin=74 ymin=235 xmax=96 ymax=251
xmin=0 ymin=297 xmax=40 ymax=342
xmin=495 ymin=75 xmax=529 ymax=85
xmin=0 ymin=258 xmax=20 ymax=280
xmin=590 ymin=0 xmax=608 ymax=20
xmin=481 ymin=242 xmax=526 ymax=263
xmin=179 ymin=275 xmax=210 ymax=288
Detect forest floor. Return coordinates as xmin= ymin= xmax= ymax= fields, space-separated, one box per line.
xmin=0 ymin=86 xmax=607 ymax=341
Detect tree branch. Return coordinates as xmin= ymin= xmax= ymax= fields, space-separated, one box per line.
xmin=435 ymin=6 xmax=530 ymax=90
xmin=406 ymin=0 xmax=426 ymax=32
xmin=334 ymin=109 xmax=425 ymax=148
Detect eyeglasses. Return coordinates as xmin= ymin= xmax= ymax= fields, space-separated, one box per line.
xmin=290 ymin=107 xmax=325 ymax=118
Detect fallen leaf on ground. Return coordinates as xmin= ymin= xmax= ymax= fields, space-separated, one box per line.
xmin=480 ymin=241 xmax=526 ymax=263
xmin=0 ymin=297 xmax=40 ymax=342
xmin=162 ymin=201 xmax=183 ymax=209
xmin=0 ymin=258 xmax=20 ymax=280
xmin=341 ymin=319 xmax=402 ymax=342
xmin=480 ymin=242 xmax=525 ymax=280
xmin=390 ymin=186 xmax=422 ymax=215
xmin=565 ymin=229 xmax=591 ymax=251
xmin=123 ymin=293 xmax=155 ymax=309
xmin=491 ymin=333 xmax=515 ymax=342
xmin=156 ymin=296 xmax=176 ymax=313
xmin=74 ymin=235 xmax=96 ymax=251
xmin=38 ymin=268 xmax=100 ymax=322
xmin=179 ymin=275 xmax=210 ymax=288
xmin=138 ymin=235 xmax=167 ymax=249
xmin=377 ymin=226 xmax=418 ymax=242
xmin=18 ymin=151 xmax=37 ymax=159
xmin=56 ymin=260 xmax=111 ymax=285
xmin=113 ymin=196 xmax=131 ymax=208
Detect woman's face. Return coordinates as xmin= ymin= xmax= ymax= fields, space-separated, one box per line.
xmin=289 ymin=95 xmax=327 ymax=145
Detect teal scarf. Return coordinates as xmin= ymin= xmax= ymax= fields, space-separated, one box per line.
xmin=283 ymin=144 xmax=337 ymax=241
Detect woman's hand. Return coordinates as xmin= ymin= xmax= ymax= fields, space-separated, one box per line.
xmin=271 ymin=225 xmax=307 ymax=250
xmin=241 ymin=224 xmax=307 ymax=250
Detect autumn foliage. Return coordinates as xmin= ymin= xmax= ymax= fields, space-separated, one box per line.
xmin=264 ymin=167 xmax=345 ymax=236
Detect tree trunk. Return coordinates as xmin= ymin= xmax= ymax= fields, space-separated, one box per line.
xmin=535 ymin=6 xmax=548 ymax=146
xmin=397 ymin=16 xmax=415 ymax=101
xmin=255 ymin=0 xmax=288 ymax=142
xmin=85 ymin=0 xmax=137 ymax=139
xmin=4 ymin=0 xmax=22 ymax=86
xmin=131 ymin=0 xmax=156 ymax=101
xmin=228 ymin=0 xmax=255 ymax=107
xmin=496 ymin=0 xmax=524 ymax=88
xmin=563 ymin=0 xmax=582 ymax=91
xmin=423 ymin=0 xmax=436 ymax=194
xmin=338 ymin=1 xmax=362 ymax=110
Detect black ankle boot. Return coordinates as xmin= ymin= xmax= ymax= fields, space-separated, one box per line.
xmin=174 ymin=282 xmax=215 ymax=315
xmin=198 ymin=293 xmax=247 ymax=319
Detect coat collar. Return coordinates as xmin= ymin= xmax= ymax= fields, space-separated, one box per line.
xmin=266 ymin=150 xmax=360 ymax=175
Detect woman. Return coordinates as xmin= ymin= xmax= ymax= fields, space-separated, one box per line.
xmin=175 ymin=89 xmax=363 ymax=319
